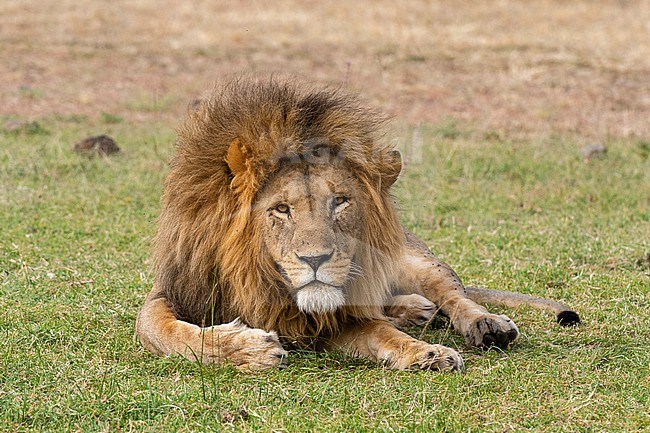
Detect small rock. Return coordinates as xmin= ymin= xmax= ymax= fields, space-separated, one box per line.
xmin=545 ymin=280 xmax=566 ymax=289
xmin=73 ymin=134 xmax=120 ymax=157
xmin=581 ymin=144 xmax=607 ymax=162
xmin=220 ymin=408 xmax=248 ymax=424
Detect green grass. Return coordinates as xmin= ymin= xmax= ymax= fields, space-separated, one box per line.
xmin=1 ymin=117 xmax=649 ymax=432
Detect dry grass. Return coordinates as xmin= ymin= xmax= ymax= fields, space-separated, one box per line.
xmin=1 ymin=0 xmax=649 ymax=138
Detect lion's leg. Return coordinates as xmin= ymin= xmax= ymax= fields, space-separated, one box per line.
xmin=329 ymin=319 xmax=463 ymax=371
xmin=135 ymin=289 xmax=288 ymax=371
xmin=399 ymin=230 xmax=519 ymax=349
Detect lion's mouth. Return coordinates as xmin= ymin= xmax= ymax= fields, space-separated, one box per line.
xmin=295 ymin=282 xmax=345 ymax=314
xmin=277 ymin=264 xmax=346 ymax=289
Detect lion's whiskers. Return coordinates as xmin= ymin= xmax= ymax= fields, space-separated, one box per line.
xmin=347 ymin=262 xmax=364 ymax=281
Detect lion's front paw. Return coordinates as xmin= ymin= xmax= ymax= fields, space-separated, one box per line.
xmin=385 ymin=294 xmax=437 ymax=328
xmin=233 ymin=328 xmax=289 ymax=372
xmin=462 ymin=314 xmax=519 ymax=349
xmin=412 ymin=344 xmax=464 ymax=372
xmin=193 ymin=321 xmax=288 ymax=371
xmin=381 ymin=342 xmax=463 ymax=372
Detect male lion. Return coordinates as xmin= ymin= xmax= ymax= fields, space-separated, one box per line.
xmin=135 ymin=78 xmax=579 ymax=372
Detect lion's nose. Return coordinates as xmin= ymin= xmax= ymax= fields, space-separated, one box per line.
xmin=296 ymin=251 xmax=334 ymax=272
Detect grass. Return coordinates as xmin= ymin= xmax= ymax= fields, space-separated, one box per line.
xmin=1 ymin=116 xmax=648 ymax=432
xmin=2 ymin=2 xmax=648 ymax=431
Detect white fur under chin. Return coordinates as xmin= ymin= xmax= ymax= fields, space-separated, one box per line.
xmin=295 ymin=283 xmax=345 ymax=314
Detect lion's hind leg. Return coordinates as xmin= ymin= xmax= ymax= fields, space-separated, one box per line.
xmin=135 ymin=293 xmax=288 ymax=372
xmin=399 ymin=233 xmax=520 ymax=350
xmin=385 ymin=294 xmax=439 ymax=328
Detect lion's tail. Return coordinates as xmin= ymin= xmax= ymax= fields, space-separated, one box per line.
xmin=465 ymin=286 xmax=581 ymax=327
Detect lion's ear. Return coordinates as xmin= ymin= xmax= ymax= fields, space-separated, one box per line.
xmin=383 ymin=150 xmax=402 ymax=188
xmin=226 ymin=138 xmax=259 ymax=201
xmin=226 ymin=139 xmax=247 ymax=178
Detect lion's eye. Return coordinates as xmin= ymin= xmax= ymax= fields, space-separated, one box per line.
xmin=275 ymin=203 xmax=290 ymax=214
xmin=334 ymin=196 xmax=348 ymax=206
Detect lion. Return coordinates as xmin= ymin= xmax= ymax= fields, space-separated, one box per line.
xmin=135 ymin=78 xmax=579 ymax=372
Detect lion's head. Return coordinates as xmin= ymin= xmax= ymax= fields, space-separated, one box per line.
xmin=255 ymin=163 xmax=362 ymax=314
xmin=154 ymin=78 xmax=404 ymax=344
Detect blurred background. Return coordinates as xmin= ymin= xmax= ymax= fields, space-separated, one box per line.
xmin=2 ymin=0 xmax=649 ymax=139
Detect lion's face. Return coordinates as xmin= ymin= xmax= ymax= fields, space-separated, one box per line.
xmin=254 ymin=164 xmax=365 ymax=314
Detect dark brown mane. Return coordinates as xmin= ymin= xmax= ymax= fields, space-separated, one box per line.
xmin=153 ymin=77 xmax=404 ymax=346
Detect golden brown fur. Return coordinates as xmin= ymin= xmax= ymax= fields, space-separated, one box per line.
xmin=135 ymin=77 xmax=578 ymax=372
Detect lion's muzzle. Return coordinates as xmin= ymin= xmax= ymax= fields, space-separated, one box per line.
xmin=285 ymin=253 xmax=349 ymax=314
xmin=295 ymin=282 xmax=346 ymax=314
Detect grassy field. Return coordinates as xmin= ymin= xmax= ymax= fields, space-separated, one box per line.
xmin=1 ymin=0 xmax=649 ymax=432
xmin=1 ymin=117 xmax=648 ymax=432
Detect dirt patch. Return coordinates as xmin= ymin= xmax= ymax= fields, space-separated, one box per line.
xmin=1 ymin=0 xmax=648 ymax=138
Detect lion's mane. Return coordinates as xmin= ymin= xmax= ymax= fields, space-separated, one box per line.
xmin=154 ymin=78 xmax=404 ymax=347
